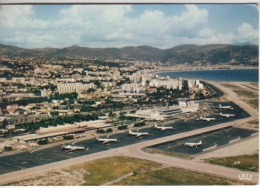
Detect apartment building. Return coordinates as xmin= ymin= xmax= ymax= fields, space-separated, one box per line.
xmin=57 ymin=82 xmax=97 ymax=94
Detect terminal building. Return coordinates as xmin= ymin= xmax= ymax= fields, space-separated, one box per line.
xmin=12 ymin=120 xmax=112 ymax=143
xmin=126 ymin=101 xmax=199 ymax=121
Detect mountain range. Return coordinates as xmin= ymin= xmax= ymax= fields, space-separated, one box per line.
xmin=0 ymin=43 xmax=258 ymax=65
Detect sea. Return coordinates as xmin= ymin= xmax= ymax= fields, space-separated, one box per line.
xmin=157 ymin=69 xmax=259 ymax=82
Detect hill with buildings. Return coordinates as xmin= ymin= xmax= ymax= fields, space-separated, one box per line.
xmin=0 ymin=43 xmax=258 ymax=66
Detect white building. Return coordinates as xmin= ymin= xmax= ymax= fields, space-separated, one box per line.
xmin=12 ymin=77 xmax=25 ymax=84
xmin=149 ymin=79 xmax=182 ymax=90
xmin=0 ymin=78 xmax=6 ymax=82
xmin=101 ymin=82 xmax=116 ymax=88
xmin=57 ymin=82 xmax=97 ymax=94
xmin=41 ymin=89 xmax=52 ymax=97
xmin=198 ymin=83 xmax=204 ymax=89
xmin=122 ymin=83 xmax=145 ymax=93
xmin=126 ymin=101 xmax=199 ymax=120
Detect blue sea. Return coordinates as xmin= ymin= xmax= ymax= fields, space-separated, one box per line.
xmin=157 ymin=69 xmax=259 ymax=82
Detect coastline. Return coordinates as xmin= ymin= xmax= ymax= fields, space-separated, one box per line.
xmin=150 ymin=67 xmax=259 ymax=75
xmin=149 ymin=68 xmax=259 ymax=83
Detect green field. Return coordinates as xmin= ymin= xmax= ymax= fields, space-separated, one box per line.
xmin=112 ymin=166 xmax=253 ymax=185
xmin=204 ymin=154 xmax=259 ymax=172
xmin=144 ymin=148 xmax=194 ymax=160
xmin=247 ymin=119 xmax=259 ymax=125
xmin=233 ymin=90 xmax=258 ymax=98
xmin=4 ymin=156 xmax=253 ymax=186
xmin=81 ymin=156 xmax=161 ymax=185
xmin=242 ymin=99 xmax=259 ymax=110
xmin=221 ymin=83 xmax=242 ymax=90
xmin=248 ymin=83 xmax=259 ymax=88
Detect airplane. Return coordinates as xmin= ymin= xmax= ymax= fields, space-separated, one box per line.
xmin=96 ymin=136 xmax=118 ymax=144
xmin=61 ymin=144 xmax=85 ymax=152
xmin=184 ymin=140 xmax=202 ymax=147
xmin=154 ymin=123 xmax=174 ymax=131
xmin=219 ymin=104 xmax=233 ymax=110
xmin=196 ymin=116 xmax=216 ymax=122
xmin=219 ymin=112 xmax=235 ymax=117
xmin=129 ymin=130 xmax=149 ymax=137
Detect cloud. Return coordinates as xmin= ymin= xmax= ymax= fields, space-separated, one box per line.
xmin=236 ymin=22 xmax=258 ymax=43
xmin=0 ymin=5 xmax=258 ymax=48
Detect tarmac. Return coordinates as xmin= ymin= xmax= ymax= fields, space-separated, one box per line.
xmin=0 ymin=81 xmax=258 ymax=184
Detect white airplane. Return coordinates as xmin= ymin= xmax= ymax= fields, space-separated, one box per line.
xmin=219 ymin=112 xmax=235 ymax=117
xmin=96 ymin=136 xmax=118 ymax=144
xmin=61 ymin=144 xmax=85 ymax=152
xmin=184 ymin=140 xmax=202 ymax=147
xmin=129 ymin=130 xmax=149 ymax=137
xmin=196 ymin=116 xmax=216 ymax=122
xmin=154 ymin=123 xmax=174 ymax=131
xmin=219 ymin=104 xmax=233 ymax=110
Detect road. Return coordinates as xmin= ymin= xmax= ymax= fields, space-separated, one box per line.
xmin=0 ymin=81 xmax=258 ymax=185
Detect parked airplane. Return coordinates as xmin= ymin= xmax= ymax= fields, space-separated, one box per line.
xmin=61 ymin=144 xmax=85 ymax=152
xmin=219 ymin=112 xmax=235 ymax=117
xmin=96 ymin=136 xmax=118 ymax=144
xmin=184 ymin=140 xmax=202 ymax=147
xmin=129 ymin=130 xmax=149 ymax=137
xmin=219 ymin=104 xmax=233 ymax=110
xmin=196 ymin=116 xmax=216 ymax=122
xmin=154 ymin=123 xmax=174 ymax=131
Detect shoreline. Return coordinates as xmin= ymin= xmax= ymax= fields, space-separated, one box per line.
xmin=149 ymin=68 xmax=259 ymax=83
xmin=151 ymin=67 xmax=259 ymax=74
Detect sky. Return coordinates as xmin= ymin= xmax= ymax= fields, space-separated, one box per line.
xmin=0 ymin=4 xmax=258 ymax=49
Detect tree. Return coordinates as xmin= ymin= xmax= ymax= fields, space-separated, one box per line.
xmin=2 ymin=119 xmax=8 ymax=129
xmin=106 ymin=128 xmax=113 ymax=133
xmin=50 ymin=111 xmax=59 ymax=117
xmin=4 ymin=146 xmax=12 ymax=151
xmin=38 ymin=139 xmax=48 ymax=145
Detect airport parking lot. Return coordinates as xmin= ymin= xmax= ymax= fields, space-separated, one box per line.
xmin=0 ymin=102 xmax=252 ymax=175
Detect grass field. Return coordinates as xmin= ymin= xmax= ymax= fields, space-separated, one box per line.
xmin=221 ymin=83 xmax=242 ymax=90
xmin=233 ymin=90 xmax=258 ymax=98
xmin=112 ymin=166 xmax=253 ymax=185
xmin=241 ymin=99 xmax=259 ymax=110
xmin=248 ymin=83 xmax=258 ymax=88
xmin=4 ymin=156 xmax=162 ymax=186
xmin=4 ymin=156 xmax=253 ymax=186
xmin=81 ymin=156 xmax=161 ymax=185
xmin=204 ymin=153 xmax=259 ymax=172
xmin=144 ymin=148 xmax=194 ymax=160
xmin=247 ymin=119 xmax=259 ymax=125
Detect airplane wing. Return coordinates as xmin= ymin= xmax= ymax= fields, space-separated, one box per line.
xmin=102 ymin=141 xmax=109 ymax=144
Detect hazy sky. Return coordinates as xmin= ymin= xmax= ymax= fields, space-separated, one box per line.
xmin=0 ymin=4 xmax=258 ymax=49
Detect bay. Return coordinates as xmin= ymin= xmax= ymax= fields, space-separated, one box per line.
xmin=157 ymin=69 xmax=259 ymax=82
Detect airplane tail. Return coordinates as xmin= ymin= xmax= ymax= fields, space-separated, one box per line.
xmin=154 ymin=123 xmax=158 ymax=128
xmin=129 ymin=130 xmax=133 ymax=134
xmin=96 ymin=137 xmax=99 ymax=141
xmin=219 ymin=104 xmax=221 ymax=107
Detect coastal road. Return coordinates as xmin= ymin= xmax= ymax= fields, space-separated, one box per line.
xmin=0 ymin=81 xmax=258 ymax=185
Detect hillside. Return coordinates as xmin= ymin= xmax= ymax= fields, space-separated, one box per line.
xmin=0 ymin=43 xmax=258 ymax=65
